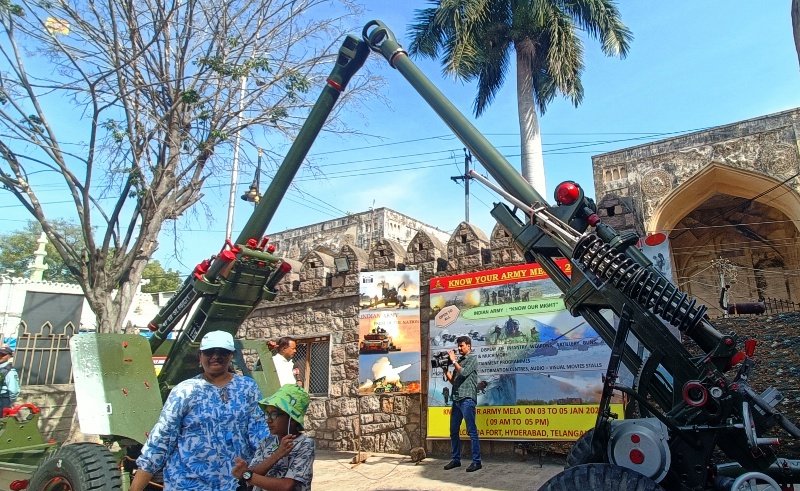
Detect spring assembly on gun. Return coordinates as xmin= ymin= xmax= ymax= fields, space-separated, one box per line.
xmin=573 ymin=234 xmax=708 ymax=334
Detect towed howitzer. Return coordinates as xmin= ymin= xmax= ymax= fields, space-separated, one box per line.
xmin=18 ymin=34 xmax=372 ymax=490
xmin=472 ymin=173 xmax=800 ymax=489
xmin=361 ymin=19 xmax=800 ymax=491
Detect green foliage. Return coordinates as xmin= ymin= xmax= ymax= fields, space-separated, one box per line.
xmin=209 ymin=129 xmax=228 ymax=141
xmin=196 ymin=55 xmax=271 ymax=80
xmin=141 ymin=260 xmax=181 ymax=293
xmin=180 ymin=89 xmax=200 ymax=104
xmin=407 ymin=0 xmax=632 ymax=116
xmin=227 ymin=35 xmax=241 ymax=48
xmin=102 ymin=119 xmax=127 ymax=142
xmin=23 ymin=114 xmax=44 ymax=134
xmin=285 ymin=71 xmax=310 ymax=102
xmin=0 ymin=220 xmax=82 ymax=283
xmin=268 ymin=106 xmax=288 ymax=124
xmin=0 ymin=0 xmax=24 ymax=16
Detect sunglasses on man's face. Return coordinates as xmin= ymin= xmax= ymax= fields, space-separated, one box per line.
xmin=265 ymin=410 xmax=288 ymax=422
xmin=201 ymin=348 xmax=233 ymax=358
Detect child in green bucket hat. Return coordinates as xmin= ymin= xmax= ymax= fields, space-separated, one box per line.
xmin=232 ymin=385 xmax=314 ymax=491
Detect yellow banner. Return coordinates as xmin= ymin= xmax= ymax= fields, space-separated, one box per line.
xmin=427 ymin=403 xmax=624 ymax=440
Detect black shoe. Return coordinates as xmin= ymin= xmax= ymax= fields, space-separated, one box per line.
xmin=466 ymin=462 xmax=482 ymax=472
xmin=443 ymin=460 xmax=461 ymax=470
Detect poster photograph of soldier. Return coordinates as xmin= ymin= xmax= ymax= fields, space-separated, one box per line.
xmin=640 ymin=232 xmax=674 ymax=280
xmin=426 ymin=261 xmax=628 ymax=440
xmin=357 ymin=271 xmax=422 ymax=395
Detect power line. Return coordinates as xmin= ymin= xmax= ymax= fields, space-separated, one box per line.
xmin=665 ymin=217 xmax=800 ymax=233
xmin=669 ymin=235 xmax=800 ymax=252
xmin=307 ymin=128 xmax=709 ymax=157
xmin=0 ymin=126 xmax=716 ymax=209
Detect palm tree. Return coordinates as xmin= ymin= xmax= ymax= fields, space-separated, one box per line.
xmin=792 ymin=0 xmax=800 ymax=68
xmin=408 ymin=0 xmax=632 ymax=197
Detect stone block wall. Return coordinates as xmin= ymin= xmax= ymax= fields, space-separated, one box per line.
xmin=243 ymin=221 xmax=522 ymax=455
xmin=242 ymin=287 xmax=427 ymax=453
xmin=446 ymin=222 xmax=490 ymax=272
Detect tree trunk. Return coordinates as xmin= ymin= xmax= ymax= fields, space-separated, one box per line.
xmin=84 ymin=255 xmax=150 ymax=333
xmin=515 ymin=50 xmax=547 ymax=198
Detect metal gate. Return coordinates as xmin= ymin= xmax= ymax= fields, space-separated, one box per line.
xmin=13 ymin=291 xmax=82 ymax=385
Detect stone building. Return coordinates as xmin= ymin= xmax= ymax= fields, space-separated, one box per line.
xmin=240 ymin=221 xmax=507 ymax=455
xmin=267 ymin=207 xmax=451 ymax=261
xmin=592 ymin=108 xmax=800 ymax=316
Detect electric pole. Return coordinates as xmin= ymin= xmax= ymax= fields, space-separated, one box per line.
xmin=450 ymin=148 xmax=473 ymax=222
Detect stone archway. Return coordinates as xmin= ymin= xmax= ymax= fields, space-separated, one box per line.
xmin=649 ymin=166 xmax=800 ymax=315
xmin=649 ymin=164 xmax=800 ymax=235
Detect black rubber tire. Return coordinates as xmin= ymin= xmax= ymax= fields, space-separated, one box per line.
xmin=565 ymin=428 xmax=607 ymax=468
xmin=539 ymin=463 xmax=664 ymax=491
xmin=28 ymin=442 xmax=121 ymax=490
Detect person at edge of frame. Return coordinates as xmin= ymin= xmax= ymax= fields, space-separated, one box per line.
xmin=0 ymin=346 xmax=20 ymax=412
xmin=130 ymin=330 xmax=268 ymax=491
xmin=442 ymin=335 xmax=482 ymax=473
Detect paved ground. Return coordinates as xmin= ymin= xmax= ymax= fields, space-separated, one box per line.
xmin=312 ymin=450 xmax=565 ymax=491
xmin=0 ymin=450 xmax=565 ymax=490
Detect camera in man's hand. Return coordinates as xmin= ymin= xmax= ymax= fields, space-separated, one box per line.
xmin=431 ymin=351 xmax=452 ymax=369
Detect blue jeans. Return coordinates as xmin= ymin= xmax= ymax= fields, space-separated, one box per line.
xmin=450 ymin=397 xmax=480 ymax=464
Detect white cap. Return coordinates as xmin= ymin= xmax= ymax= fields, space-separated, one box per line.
xmin=200 ymin=331 xmax=235 ymax=352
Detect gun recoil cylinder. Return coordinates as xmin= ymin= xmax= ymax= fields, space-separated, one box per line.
xmin=572 ymin=233 xmax=724 ymax=353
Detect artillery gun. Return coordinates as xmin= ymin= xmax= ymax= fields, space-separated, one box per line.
xmin=7 ymin=19 xmax=798 ymax=491
xmin=5 ymin=31 xmax=372 ymax=491
xmin=355 ymin=20 xmax=800 ymax=489
xmin=372 ymin=376 xmax=403 ymax=395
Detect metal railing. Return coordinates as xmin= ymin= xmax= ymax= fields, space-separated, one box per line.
xmin=295 ymin=335 xmax=330 ymax=396
xmin=762 ymin=297 xmax=800 ymax=315
xmin=14 ymin=320 xmax=75 ymax=385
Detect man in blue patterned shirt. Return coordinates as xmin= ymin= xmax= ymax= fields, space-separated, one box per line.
xmin=130 ymin=331 xmax=268 ymax=491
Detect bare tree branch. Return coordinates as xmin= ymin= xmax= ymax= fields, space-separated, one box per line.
xmin=0 ymin=0 xmax=379 ymax=332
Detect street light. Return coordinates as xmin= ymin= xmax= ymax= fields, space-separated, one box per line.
xmin=241 ymin=148 xmax=262 ymax=205
xmin=225 ymin=73 xmax=248 ymax=239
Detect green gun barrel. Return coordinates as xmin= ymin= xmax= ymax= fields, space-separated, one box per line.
xmin=361 ymin=20 xmax=546 ymax=210
xmin=155 ymin=35 xmax=370 ymax=393
xmin=237 ymin=35 xmax=370 ymax=245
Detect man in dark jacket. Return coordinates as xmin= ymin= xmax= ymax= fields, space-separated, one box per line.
xmin=442 ymin=336 xmax=481 ymax=472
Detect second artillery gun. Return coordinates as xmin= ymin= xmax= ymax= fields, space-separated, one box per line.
xmin=356 ymin=20 xmax=800 ymax=490
xmin=16 ymin=19 xmax=800 ymax=491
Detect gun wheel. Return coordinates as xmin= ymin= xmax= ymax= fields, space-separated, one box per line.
xmin=29 ymin=442 xmax=122 ymax=490
xmin=565 ymin=428 xmax=608 ymax=468
xmin=539 ymin=463 xmax=663 ymax=491
xmin=730 ymin=471 xmax=782 ymax=490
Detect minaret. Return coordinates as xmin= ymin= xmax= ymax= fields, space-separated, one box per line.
xmin=30 ymin=232 xmax=49 ymax=281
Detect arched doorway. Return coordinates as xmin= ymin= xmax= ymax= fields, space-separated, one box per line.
xmin=649 ymin=166 xmax=800 ymax=316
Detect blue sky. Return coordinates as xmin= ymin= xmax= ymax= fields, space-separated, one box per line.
xmin=2 ymin=2 xmax=800 ymax=277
